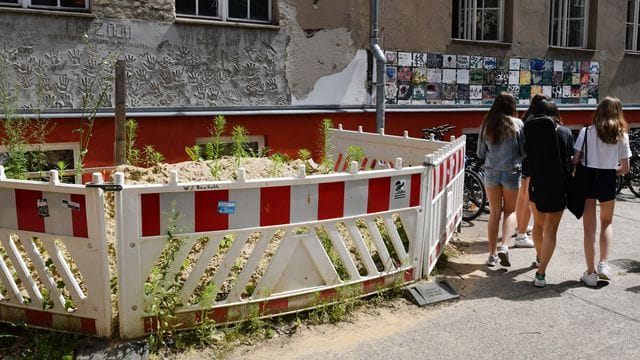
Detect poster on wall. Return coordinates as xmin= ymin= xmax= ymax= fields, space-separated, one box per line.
xmin=384 ymin=51 xmax=599 ymax=106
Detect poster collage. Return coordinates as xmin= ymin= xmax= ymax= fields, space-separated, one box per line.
xmin=384 ymin=51 xmax=600 ymax=105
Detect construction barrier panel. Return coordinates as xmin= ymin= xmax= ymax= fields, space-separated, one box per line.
xmin=330 ymin=126 xmax=466 ymax=276
xmin=0 ymin=169 xmax=112 ymax=337
xmin=0 ymin=126 xmax=464 ymax=339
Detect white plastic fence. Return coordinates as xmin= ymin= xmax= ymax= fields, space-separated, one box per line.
xmin=0 ymin=125 xmax=465 ymax=339
xmin=330 ymin=126 xmax=466 ymax=276
xmin=0 ymin=169 xmax=112 ymax=337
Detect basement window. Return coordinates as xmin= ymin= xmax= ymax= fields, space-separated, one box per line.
xmin=195 ymin=135 xmax=265 ymax=158
xmin=176 ymin=0 xmax=272 ymax=23
xmin=0 ymin=0 xmax=89 ymax=11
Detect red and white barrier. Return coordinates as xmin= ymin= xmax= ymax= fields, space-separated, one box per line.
xmin=0 ymin=170 xmax=112 ymax=337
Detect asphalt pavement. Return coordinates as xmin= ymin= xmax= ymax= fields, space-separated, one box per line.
xmin=236 ymin=189 xmax=640 ymax=360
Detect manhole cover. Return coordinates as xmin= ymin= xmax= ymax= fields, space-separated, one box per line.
xmin=405 ymin=280 xmax=460 ymax=307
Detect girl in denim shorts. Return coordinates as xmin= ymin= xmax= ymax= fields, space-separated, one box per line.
xmin=477 ymin=92 xmax=525 ymax=268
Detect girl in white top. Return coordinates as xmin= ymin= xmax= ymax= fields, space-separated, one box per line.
xmin=573 ymin=97 xmax=632 ymax=287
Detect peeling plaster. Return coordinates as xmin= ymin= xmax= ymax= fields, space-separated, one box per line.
xmin=283 ymin=3 xmax=358 ymax=101
xmin=292 ymin=49 xmax=369 ymax=105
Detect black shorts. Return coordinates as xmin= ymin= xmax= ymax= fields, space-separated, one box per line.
xmin=582 ymin=166 xmax=617 ymax=202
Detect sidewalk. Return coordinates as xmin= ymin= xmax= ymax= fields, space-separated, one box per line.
xmin=228 ymin=190 xmax=640 ymax=359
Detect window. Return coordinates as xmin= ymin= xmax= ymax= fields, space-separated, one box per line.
xmin=550 ymin=0 xmax=589 ymax=48
xmin=452 ymin=0 xmax=504 ymax=41
xmin=176 ymin=0 xmax=271 ymax=23
xmin=0 ymin=0 xmax=88 ymax=10
xmin=626 ymin=0 xmax=640 ymax=51
xmin=196 ymin=135 xmax=265 ymax=157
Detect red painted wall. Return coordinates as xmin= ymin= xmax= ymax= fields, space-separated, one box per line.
xmin=12 ymin=109 xmax=640 ymax=169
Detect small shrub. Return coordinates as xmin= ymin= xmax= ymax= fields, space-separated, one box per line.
xmin=141 ymin=145 xmax=165 ymax=167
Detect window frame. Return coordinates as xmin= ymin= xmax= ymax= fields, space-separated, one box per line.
xmin=175 ymin=0 xmax=273 ymax=24
xmin=549 ymin=0 xmax=590 ymax=48
xmin=454 ymin=0 xmax=505 ymax=42
xmin=626 ymin=0 xmax=640 ymax=51
xmin=0 ymin=0 xmax=89 ymax=11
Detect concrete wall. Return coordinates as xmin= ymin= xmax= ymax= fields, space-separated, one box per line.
xmin=92 ymin=0 xmax=175 ymax=22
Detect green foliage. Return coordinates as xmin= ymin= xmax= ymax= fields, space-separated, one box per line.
xmin=270 ymin=152 xmax=288 ymax=177
xmin=315 ymin=226 xmax=349 ymax=280
xmin=125 ymin=118 xmax=140 ymax=165
xmin=319 ymin=119 xmax=334 ymax=172
xmin=231 ymin=125 xmax=249 ymax=167
xmin=345 ymin=145 xmax=365 ymax=166
xmin=18 ymin=325 xmax=81 ymax=360
xmin=297 ymin=148 xmax=312 ymax=161
xmin=185 ymin=145 xmax=200 ymax=162
xmin=204 ymin=142 xmax=214 ymax=160
xmin=146 ymin=203 xmax=187 ymax=352
xmin=209 ymin=115 xmax=227 ymax=160
xmin=141 ymin=145 xmax=165 ymax=167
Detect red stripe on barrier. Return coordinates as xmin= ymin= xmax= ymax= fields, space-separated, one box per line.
xmin=140 ymin=193 xmax=161 ymax=236
xmin=439 ymin=162 xmax=445 ymax=194
xmin=15 ymin=189 xmax=45 ymax=233
xmin=367 ymin=177 xmax=390 ymax=213
xmin=25 ymin=309 xmax=53 ymax=328
xmin=195 ymin=190 xmax=229 ymax=231
xmin=319 ymin=288 xmax=338 ymax=301
xmin=404 ymin=269 xmax=414 ymax=282
xmin=363 ymin=277 xmax=385 ymax=293
xmin=410 ymin=173 xmax=421 ymax=207
xmin=318 ymin=182 xmax=345 ymax=220
xmin=70 ymin=194 xmax=88 ymax=238
xmin=334 ymin=153 xmax=343 ymax=173
xmin=261 ymin=298 xmax=289 ymax=315
xmin=80 ymin=318 xmax=97 ymax=334
xmin=260 ymin=186 xmax=291 ymax=226
xmin=432 ymin=167 xmax=437 ymax=198
xmin=436 ymin=242 xmax=441 ymax=256
xmin=360 ymin=158 xmax=368 ymax=170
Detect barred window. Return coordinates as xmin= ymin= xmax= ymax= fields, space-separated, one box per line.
xmin=176 ymin=0 xmax=272 ymax=23
xmin=626 ymin=0 xmax=640 ymax=51
xmin=550 ymin=0 xmax=589 ymax=48
xmin=0 ymin=0 xmax=89 ymax=10
xmin=452 ymin=0 xmax=504 ymax=42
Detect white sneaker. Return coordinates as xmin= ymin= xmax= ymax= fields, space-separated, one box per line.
xmin=581 ymin=271 xmax=598 ymax=287
xmin=514 ymin=234 xmax=534 ymax=248
xmin=486 ymin=254 xmax=499 ymax=267
xmin=533 ymin=272 xmax=546 ymax=287
xmin=596 ymin=261 xmax=612 ymax=280
xmin=497 ymin=245 xmax=511 ymax=267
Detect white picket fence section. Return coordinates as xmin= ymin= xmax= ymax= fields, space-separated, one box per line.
xmin=0 ymin=125 xmax=465 ymax=339
xmin=0 ymin=169 xmax=112 ymax=337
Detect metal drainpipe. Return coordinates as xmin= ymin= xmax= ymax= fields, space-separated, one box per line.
xmin=370 ymin=0 xmax=386 ymax=134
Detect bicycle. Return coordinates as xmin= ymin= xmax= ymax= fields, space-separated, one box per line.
xmin=616 ymin=128 xmax=640 ymax=197
xmin=421 ymin=125 xmax=487 ymax=221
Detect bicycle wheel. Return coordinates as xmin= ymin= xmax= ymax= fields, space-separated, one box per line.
xmin=616 ymin=174 xmax=624 ymax=194
xmin=463 ymin=170 xmax=486 ymax=221
xmin=627 ymin=157 xmax=640 ymax=197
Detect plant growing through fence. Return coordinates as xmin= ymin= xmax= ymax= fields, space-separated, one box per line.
xmin=145 ymin=203 xmax=187 ymax=351
xmin=319 ymin=118 xmax=334 ymax=173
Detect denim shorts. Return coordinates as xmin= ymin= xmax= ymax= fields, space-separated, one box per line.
xmin=484 ymin=169 xmax=521 ymax=191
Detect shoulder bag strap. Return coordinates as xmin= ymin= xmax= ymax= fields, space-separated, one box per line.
xmin=582 ymin=126 xmax=588 ymax=167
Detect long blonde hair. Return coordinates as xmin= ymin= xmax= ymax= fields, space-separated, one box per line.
xmin=593 ymin=97 xmax=628 ymax=144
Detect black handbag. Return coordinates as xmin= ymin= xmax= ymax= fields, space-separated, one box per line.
xmin=567 ymin=127 xmax=589 ymax=219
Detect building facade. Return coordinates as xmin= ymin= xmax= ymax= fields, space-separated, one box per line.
xmin=0 ymin=0 xmax=638 ymax=171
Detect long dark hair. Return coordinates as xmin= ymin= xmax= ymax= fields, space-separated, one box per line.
xmin=522 ymin=93 xmax=551 ymax=121
xmin=528 ymin=98 xmax=563 ymax=124
xmin=593 ymin=96 xmax=627 ymax=144
xmin=481 ymin=92 xmax=517 ymax=144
